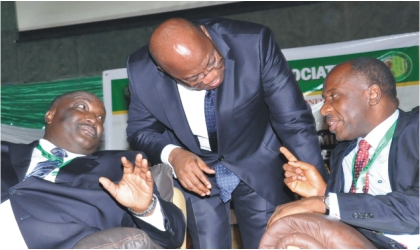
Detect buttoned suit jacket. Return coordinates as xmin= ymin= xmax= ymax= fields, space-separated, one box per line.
xmin=326 ymin=107 xmax=419 ymax=248
xmin=126 ymin=17 xmax=326 ymax=207
xmin=1 ymin=140 xmax=185 ymax=249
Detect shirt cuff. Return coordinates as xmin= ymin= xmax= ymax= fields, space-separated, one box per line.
xmin=134 ymin=200 xmax=166 ymax=231
xmin=327 ymin=192 xmax=341 ymax=219
xmin=160 ymin=144 xmax=180 ymax=178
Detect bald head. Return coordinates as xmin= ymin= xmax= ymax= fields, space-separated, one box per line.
xmin=149 ymin=18 xmax=213 ymax=74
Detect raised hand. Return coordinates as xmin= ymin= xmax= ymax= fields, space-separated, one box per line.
xmin=99 ymin=154 xmax=155 ymax=215
xmin=280 ymin=147 xmax=327 ymax=197
xmin=169 ymin=148 xmax=216 ymax=196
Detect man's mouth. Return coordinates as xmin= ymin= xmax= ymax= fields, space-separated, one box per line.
xmin=325 ymin=116 xmax=339 ymax=133
xmin=78 ymin=124 xmax=97 ymax=138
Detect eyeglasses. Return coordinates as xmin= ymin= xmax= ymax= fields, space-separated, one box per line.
xmin=165 ymin=41 xmax=224 ymax=88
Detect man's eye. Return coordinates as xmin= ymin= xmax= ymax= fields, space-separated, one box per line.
xmin=76 ymin=104 xmax=86 ymax=109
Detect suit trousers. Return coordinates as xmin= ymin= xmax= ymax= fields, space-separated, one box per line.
xmin=175 ymin=177 xmax=275 ymax=248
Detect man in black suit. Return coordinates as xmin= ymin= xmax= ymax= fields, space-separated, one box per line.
xmin=268 ymin=58 xmax=419 ymax=249
xmin=1 ymin=91 xmax=185 ymax=249
xmin=126 ymin=17 xmax=326 ymax=248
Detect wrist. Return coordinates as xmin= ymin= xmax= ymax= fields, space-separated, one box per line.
xmin=128 ymin=194 xmax=157 ymax=217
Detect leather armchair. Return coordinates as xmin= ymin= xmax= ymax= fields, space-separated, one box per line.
xmin=73 ymin=163 xmax=187 ymax=249
xmin=259 ymin=213 xmax=376 ymax=249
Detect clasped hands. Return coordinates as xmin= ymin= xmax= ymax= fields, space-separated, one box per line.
xmin=99 ymin=154 xmax=155 ymax=216
xmin=267 ymin=147 xmax=328 ymax=227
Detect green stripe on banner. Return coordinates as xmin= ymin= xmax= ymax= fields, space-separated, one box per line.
xmin=111 ymin=78 xmax=129 ymax=113
xmin=289 ymin=46 xmax=419 ymax=94
xmin=1 ymin=76 xmax=103 ymax=129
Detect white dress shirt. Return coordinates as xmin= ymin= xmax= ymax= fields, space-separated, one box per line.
xmin=160 ymin=84 xmax=211 ymax=176
xmin=1 ymin=139 xmax=165 ymax=249
xmin=328 ymin=109 xmax=419 ymax=248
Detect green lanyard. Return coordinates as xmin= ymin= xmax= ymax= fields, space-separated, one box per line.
xmin=351 ymin=119 xmax=398 ymax=193
xmin=36 ymin=144 xmax=72 ymax=169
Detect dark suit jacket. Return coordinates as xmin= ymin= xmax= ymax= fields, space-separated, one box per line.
xmin=126 ymin=17 xmax=326 ymax=206
xmin=1 ymin=140 xmax=185 ymax=249
xmin=326 ymin=107 xmax=419 ymax=248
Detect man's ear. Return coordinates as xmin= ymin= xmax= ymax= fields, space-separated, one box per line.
xmin=199 ymin=25 xmax=212 ymax=40
xmin=368 ymin=84 xmax=382 ymax=106
xmin=45 ymin=110 xmax=55 ymax=124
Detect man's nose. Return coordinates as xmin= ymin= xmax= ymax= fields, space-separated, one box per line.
xmin=320 ymin=102 xmax=330 ymax=117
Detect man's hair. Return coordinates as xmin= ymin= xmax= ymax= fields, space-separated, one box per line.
xmin=349 ymin=57 xmax=399 ymax=105
xmin=49 ymin=91 xmax=97 ymax=110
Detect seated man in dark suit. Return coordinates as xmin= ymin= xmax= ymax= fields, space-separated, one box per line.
xmin=267 ymin=58 xmax=419 ymax=248
xmin=1 ymin=91 xmax=185 ymax=249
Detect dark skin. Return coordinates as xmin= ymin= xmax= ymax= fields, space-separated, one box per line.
xmin=149 ymin=18 xmax=233 ymax=197
xmin=44 ymin=92 xmax=155 ymax=215
xmin=267 ymin=62 xmax=398 ymax=227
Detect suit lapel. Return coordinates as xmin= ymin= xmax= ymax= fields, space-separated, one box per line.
xmin=207 ymin=27 xmax=234 ymax=155
xmin=155 ymin=72 xmax=201 ymax=154
xmin=388 ymin=109 xmax=409 ymax=189
xmin=55 ymin=155 xmax=99 ymax=184
xmin=10 ymin=141 xmax=38 ymax=182
xmin=215 ymin=58 xmax=235 ymax=154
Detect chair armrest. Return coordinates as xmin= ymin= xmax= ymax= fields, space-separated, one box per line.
xmin=173 ymin=187 xmax=187 ymax=249
xmin=73 ymin=227 xmax=163 ymax=249
xmin=259 ymin=213 xmax=376 ymax=249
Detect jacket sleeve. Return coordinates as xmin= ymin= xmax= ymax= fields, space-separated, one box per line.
xmin=130 ymin=197 xmax=186 ymax=248
xmin=258 ymin=26 xmax=327 ymax=179
xmin=125 ymin=54 xmax=174 ymax=165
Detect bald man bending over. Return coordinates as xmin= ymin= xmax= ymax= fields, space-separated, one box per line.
xmin=126 ymin=17 xmax=326 ymax=248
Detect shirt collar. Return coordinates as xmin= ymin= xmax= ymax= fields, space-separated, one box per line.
xmin=39 ymin=139 xmax=85 ymax=160
xmin=359 ymin=109 xmax=399 ymax=150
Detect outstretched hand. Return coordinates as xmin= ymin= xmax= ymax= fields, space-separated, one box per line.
xmin=99 ymin=154 xmax=154 ymax=214
xmin=280 ymin=147 xmax=327 ymax=197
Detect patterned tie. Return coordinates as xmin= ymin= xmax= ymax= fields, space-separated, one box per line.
xmin=26 ymin=147 xmax=67 ymax=179
xmin=205 ymin=90 xmax=240 ymax=203
xmin=350 ymin=139 xmax=371 ymax=193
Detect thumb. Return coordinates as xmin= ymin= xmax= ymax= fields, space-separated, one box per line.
xmin=99 ymin=177 xmax=117 ymax=197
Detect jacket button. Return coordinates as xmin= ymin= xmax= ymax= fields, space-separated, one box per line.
xmin=368 ymin=213 xmax=373 ymax=218
xmin=218 ymin=156 xmax=224 ymax=161
xmin=352 ymin=213 xmax=358 ymax=218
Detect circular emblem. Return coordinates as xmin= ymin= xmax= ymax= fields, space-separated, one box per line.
xmin=378 ymin=51 xmax=413 ymax=82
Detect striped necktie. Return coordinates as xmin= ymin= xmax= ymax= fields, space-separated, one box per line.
xmin=26 ymin=147 xmax=67 ymax=179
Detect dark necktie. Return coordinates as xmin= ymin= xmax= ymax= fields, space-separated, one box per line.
xmin=26 ymin=147 xmax=67 ymax=179
xmin=350 ymin=139 xmax=371 ymax=193
xmin=204 ymin=90 xmax=240 ymax=203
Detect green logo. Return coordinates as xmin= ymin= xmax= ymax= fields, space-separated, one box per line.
xmin=378 ymin=51 xmax=413 ymax=81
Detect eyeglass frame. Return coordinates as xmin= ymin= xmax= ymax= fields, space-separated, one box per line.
xmin=160 ymin=39 xmax=224 ymax=88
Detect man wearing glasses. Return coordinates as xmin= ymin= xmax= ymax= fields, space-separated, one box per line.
xmin=126 ymin=17 xmax=327 ymax=248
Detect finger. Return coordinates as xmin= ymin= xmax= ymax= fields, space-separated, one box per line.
xmin=280 ymin=147 xmax=298 ymax=162
xmin=145 ymin=170 xmax=154 ymax=188
xmin=283 ymin=163 xmax=303 ymax=175
xmin=181 ymin=174 xmax=210 ymax=196
xmin=132 ymin=154 xmax=145 ymax=175
xmin=121 ymin=156 xmax=134 ymax=174
xmin=99 ymin=177 xmax=117 ymax=197
xmin=288 ymin=160 xmax=315 ymax=171
xmin=197 ymin=162 xmax=213 ymax=189
xmin=178 ymin=178 xmax=207 ymax=196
